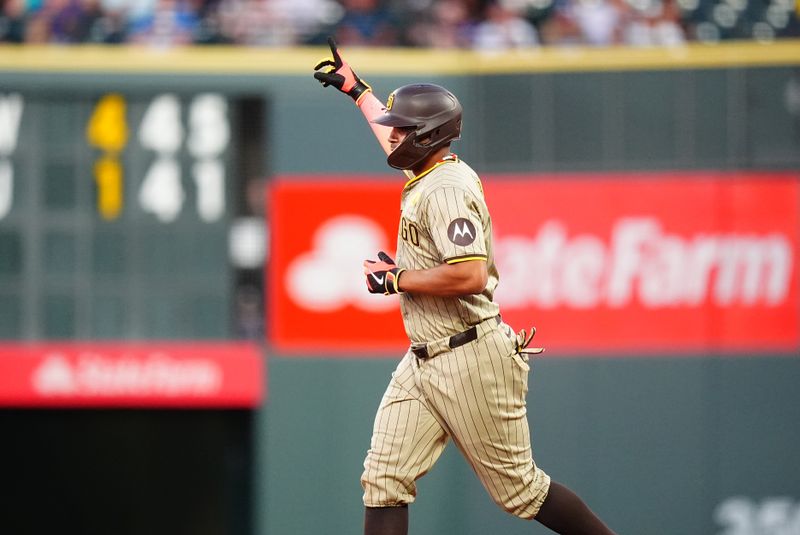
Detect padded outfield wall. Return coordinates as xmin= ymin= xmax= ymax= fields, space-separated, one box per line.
xmin=1 ymin=42 xmax=800 ymax=535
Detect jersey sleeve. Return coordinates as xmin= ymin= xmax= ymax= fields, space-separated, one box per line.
xmin=424 ymin=186 xmax=487 ymax=264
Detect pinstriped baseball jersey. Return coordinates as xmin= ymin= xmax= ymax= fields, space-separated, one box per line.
xmin=396 ymin=154 xmax=501 ymax=343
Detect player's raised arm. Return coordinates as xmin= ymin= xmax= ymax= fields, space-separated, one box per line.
xmin=312 ymin=37 xmax=396 ymax=158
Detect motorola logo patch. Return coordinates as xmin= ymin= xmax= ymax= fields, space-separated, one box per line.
xmin=447 ymin=218 xmax=477 ymax=246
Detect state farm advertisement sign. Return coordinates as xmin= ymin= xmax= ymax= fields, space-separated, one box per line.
xmin=0 ymin=342 xmax=264 ymax=407
xmin=269 ymin=179 xmax=404 ymax=352
xmin=268 ymin=173 xmax=799 ymax=355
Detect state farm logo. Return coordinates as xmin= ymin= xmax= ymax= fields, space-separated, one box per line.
xmin=32 ymin=354 xmax=76 ymax=394
xmin=494 ymin=217 xmax=793 ymax=309
xmin=284 ymin=214 xmax=794 ymax=313
xmin=286 ymin=215 xmax=395 ymax=312
xmin=32 ymin=352 xmax=222 ymax=397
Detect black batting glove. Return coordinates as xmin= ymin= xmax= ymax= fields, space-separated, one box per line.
xmin=363 ymin=251 xmax=405 ymax=295
xmin=313 ymin=37 xmax=372 ymax=104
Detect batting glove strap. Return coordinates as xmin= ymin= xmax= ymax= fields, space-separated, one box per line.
xmin=386 ymin=268 xmax=405 ymax=295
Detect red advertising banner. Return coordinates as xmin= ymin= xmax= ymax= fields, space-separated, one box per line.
xmin=269 ymin=179 xmax=405 ymax=352
xmin=0 ymin=342 xmax=264 ymax=407
xmin=268 ymin=173 xmax=799 ymax=356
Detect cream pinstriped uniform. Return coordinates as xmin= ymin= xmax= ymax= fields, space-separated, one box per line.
xmin=361 ymin=155 xmax=551 ymax=519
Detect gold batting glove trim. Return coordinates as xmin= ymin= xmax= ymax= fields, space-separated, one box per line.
xmin=392 ymin=268 xmax=405 ymax=294
xmin=354 ymin=83 xmax=373 ymax=106
xmin=383 ymin=268 xmax=405 ymax=295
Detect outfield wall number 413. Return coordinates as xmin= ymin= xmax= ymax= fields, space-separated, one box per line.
xmin=0 ymin=92 xmax=230 ymax=223
xmin=88 ymin=92 xmax=230 ymax=223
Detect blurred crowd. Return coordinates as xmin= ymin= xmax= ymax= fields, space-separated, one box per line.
xmin=0 ymin=0 xmax=798 ymax=48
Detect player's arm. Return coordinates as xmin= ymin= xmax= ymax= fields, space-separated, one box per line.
xmin=396 ymin=259 xmax=488 ymax=296
xmin=357 ymin=91 xmax=394 ymax=157
xmin=313 ymin=38 xmax=411 ymax=174
xmin=364 ymin=252 xmax=487 ymax=296
xmin=407 ymin=186 xmax=489 ymax=296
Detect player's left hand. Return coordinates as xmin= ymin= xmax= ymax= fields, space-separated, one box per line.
xmin=313 ymin=37 xmax=372 ymax=104
xmin=516 ymin=327 xmax=544 ymax=356
xmin=363 ymin=251 xmax=405 ymax=295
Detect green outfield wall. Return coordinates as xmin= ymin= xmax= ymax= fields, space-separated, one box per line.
xmin=261 ymin=355 xmax=800 ymax=535
xmin=1 ymin=43 xmax=799 ymax=535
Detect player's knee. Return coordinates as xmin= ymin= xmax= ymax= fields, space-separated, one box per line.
xmin=502 ymin=497 xmax=541 ymax=520
xmin=361 ymin=471 xmax=417 ymax=508
xmin=491 ymin=469 xmax=552 ymax=520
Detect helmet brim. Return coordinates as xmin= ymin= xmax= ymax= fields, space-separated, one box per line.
xmin=370 ymin=112 xmax=419 ymax=128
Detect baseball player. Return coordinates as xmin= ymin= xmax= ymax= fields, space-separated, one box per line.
xmin=314 ymin=38 xmax=617 ymax=535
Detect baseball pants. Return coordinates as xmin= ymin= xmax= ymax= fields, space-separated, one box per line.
xmin=361 ymin=320 xmax=551 ymax=519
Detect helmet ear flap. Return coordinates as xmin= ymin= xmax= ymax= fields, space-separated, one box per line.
xmin=413 ymin=118 xmax=460 ymax=150
xmin=387 ymin=133 xmax=429 ymax=170
xmin=416 ymin=132 xmax=434 ymax=147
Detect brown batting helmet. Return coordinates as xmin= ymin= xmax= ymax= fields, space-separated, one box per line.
xmin=371 ymin=83 xmax=462 ymax=171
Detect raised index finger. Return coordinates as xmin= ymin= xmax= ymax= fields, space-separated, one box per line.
xmin=327 ymin=36 xmax=343 ymax=67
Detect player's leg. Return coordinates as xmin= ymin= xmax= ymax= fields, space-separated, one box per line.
xmin=427 ymin=328 xmax=617 ymax=534
xmin=364 ymin=505 xmax=408 ymax=535
xmin=534 ymin=480 xmax=617 ymax=534
xmin=422 ymin=329 xmax=550 ymax=518
xmin=361 ymin=352 xmax=449 ymax=535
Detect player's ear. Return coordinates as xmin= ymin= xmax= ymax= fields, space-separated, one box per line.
xmin=416 ymin=133 xmax=433 ymax=146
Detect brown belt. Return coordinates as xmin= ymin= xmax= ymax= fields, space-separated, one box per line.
xmin=411 ymin=315 xmax=502 ymax=360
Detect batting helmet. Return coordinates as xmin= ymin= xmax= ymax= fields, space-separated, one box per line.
xmin=371 ymin=84 xmax=462 ymax=171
